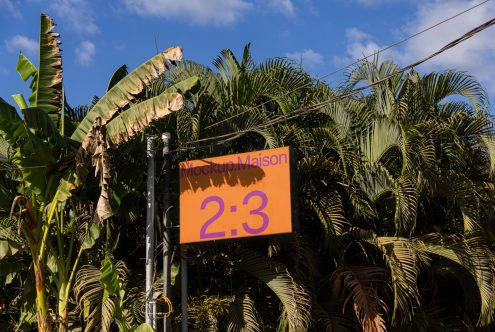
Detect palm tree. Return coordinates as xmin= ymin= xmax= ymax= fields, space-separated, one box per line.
xmin=153 ymin=52 xmax=495 ymax=331
xmin=308 ymin=58 xmax=495 ymax=331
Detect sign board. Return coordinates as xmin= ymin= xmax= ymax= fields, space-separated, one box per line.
xmin=179 ymin=146 xmax=296 ymax=244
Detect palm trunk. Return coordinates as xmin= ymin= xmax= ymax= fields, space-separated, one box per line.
xmin=34 ymin=258 xmax=52 ymax=332
xmin=58 ymin=298 xmax=68 ymax=332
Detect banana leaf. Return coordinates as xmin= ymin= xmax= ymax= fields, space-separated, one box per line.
xmin=72 ymin=46 xmax=183 ymax=143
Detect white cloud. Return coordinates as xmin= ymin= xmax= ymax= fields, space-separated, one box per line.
xmin=49 ymin=0 xmax=98 ymax=34
xmin=0 ymin=0 xmax=20 ymax=17
xmin=122 ymin=0 xmax=253 ymax=25
xmin=286 ymin=49 xmax=324 ymax=68
xmin=344 ymin=28 xmax=384 ymax=61
xmin=302 ymin=0 xmax=318 ymax=15
xmin=395 ymin=0 xmax=495 ymax=94
xmin=267 ymin=0 xmax=295 ymax=17
xmin=337 ymin=1 xmax=495 ymax=97
xmin=5 ymin=35 xmax=38 ymax=57
xmin=75 ymin=41 xmax=96 ymax=66
xmin=345 ymin=27 xmax=371 ymax=42
xmin=333 ymin=27 xmax=389 ymax=67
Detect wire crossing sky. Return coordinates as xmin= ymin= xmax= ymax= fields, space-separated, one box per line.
xmin=1 ymin=0 xmax=494 ymax=109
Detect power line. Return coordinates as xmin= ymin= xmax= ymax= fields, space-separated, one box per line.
xmin=171 ymin=15 xmax=495 ymax=153
xmin=202 ymin=0 xmax=490 ymax=131
xmin=305 ymin=15 xmax=495 ymax=113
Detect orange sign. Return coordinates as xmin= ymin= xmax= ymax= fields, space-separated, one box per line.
xmin=179 ymin=147 xmax=296 ymax=244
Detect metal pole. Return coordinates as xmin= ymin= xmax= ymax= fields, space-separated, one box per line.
xmin=162 ymin=132 xmax=172 ymax=332
xmin=181 ymin=245 xmax=188 ymax=332
xmin=145 ymin=136 xmax=157 ymax=327
xmin=152 ymin=301 xmax=157 ymax=329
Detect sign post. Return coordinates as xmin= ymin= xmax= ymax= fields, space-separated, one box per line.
xmin=145 ymin=136 xmax=157 ymax=328
xmin=179 ymin=146 xmax=296 ymax=244
xmin=162 ymin=132 xmax=172 ymax=332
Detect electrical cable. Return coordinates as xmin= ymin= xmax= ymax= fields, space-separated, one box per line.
xmin=202 ymin=0 xmax=491 ymax=131
xmin=170 ymin=15 xmax=495 ymax=153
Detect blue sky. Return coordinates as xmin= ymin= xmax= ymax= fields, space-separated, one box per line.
xmin=1 ymin=0 xmax=494 ymax=108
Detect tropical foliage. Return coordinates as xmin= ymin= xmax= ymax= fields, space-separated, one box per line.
xmin=1 ymin=13 xmax=495 ymax=332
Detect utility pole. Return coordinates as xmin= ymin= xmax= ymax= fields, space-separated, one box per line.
xmin=145 ymin=136 xmax=157 ymax=328
xmin=162 ymin=132 xmax=172 ymax=332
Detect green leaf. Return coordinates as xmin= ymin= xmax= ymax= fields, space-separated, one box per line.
xmin=479 ymin=133 xmax=495 ymax=175
xmin=135 ymin=323 xmax=154 ymax=332
xmin=105 ymin=92 xmax=183 ymax=147
xmin=165 ymin=75 xmax=200 ymax=95
xmin=0 ymin=97 xmax=27 ymax=146
xmin=81 ymin=224 xmax=101 ymax=250
xmin=75 ymin=262 xmax=129 ymax=332
xmin=83 ymin=298 xmax=90 ymax=320
xmin=0 ymin=219 xmax=23 ymax=256
xmin=418 ymin=70 xmax=489 ymax=114
xmin=22 ymin=107 xmax=61 ymax=141
xmin=11 ymin=94 xmax=29 ymax=110
xmin=360 ymin=117 xmax=401 ymax=164
xmin=56 ymin=171 xmax=84 ymax=202
xmin=13 ymin=132 xmax=58 ymax=199
xmin=28 ymin=13 xmax=63 ymax=114
xmin=72 ymin=46 xmax=183 ymax=143
xmin=16 ymin=53 xmax=37 ymax=81
xmin=171 ymin=262 xmax=179 ymax=286
xmin=5 ymin=272 xmax=17 ymax=285
xmin=0 ymin=136 xmax=10 ymax=157
xmin=46 ymin=253 xmax=58 ymax=273
xmin=99 ymin=255 xmax=120 ymax=301
xmin=17 ymin=302 xmax=37 ymax=331
xmin=0 ymin=240 xmax=16 ymax=259
xmin=106 ymin=64 xmax=128 ymax=92
xmin=2 ymin=102 xmax=68 ymax=201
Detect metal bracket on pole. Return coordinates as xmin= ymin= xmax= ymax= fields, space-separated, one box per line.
xmin=162 ymin=132 xmax=172 ymax=332
xmin=145 ymin=136 xmax=157 ymax=328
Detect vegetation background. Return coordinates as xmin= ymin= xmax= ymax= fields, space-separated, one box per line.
xmin=1 ymin=13 xmax=495 ymax=332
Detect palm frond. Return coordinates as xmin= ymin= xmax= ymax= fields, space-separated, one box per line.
xmin=351 ymin=228 xmax=427 ymax=326
xmin=414 ymin=233 xmax=495 ymax=326
xmin=332 ymin=266 xmax=388 ymax=332
xmin=188 ymin=295 xmax=232 ymax=331
xmin=221 ymin=292 xmax=262 ymax=332
xmin=230 ymin=249 xmax=311 ymax=332
xmin=74 ymin=260 xmax=133 ymax=332
xmin=360 ymin=117 xmax=401 ymax=165
xmin=418 ymin=71 xmax=489 ymax=114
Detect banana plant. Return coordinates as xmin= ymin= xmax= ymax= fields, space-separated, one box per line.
xmin=1 ymin=13 xmax=197 ymax=332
